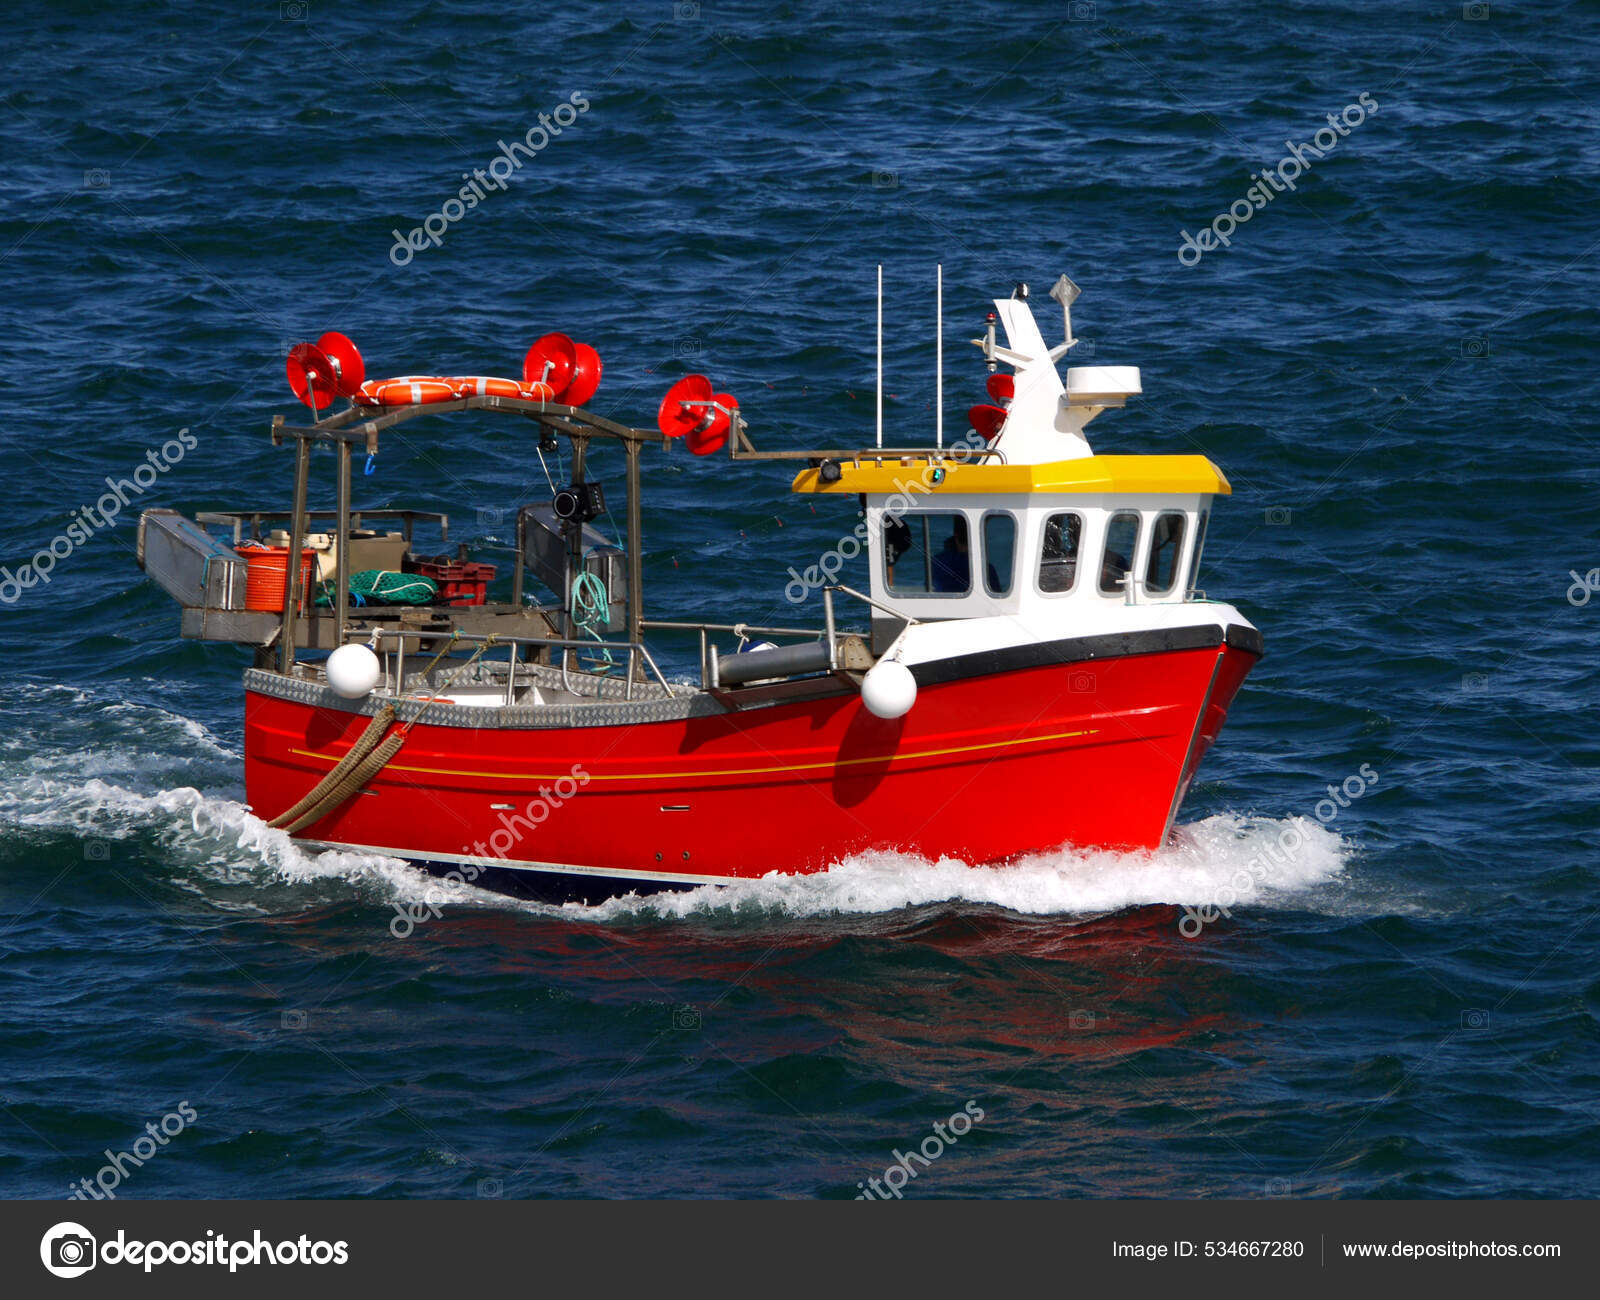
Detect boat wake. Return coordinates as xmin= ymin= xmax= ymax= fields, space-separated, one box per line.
xmin=575 ymin=813 xmax=1349 ymax=925
xmin=3 ymin=771 xmax=1351 ymax=929
xmin=0 ymin=681 xmax=1352 ymax=927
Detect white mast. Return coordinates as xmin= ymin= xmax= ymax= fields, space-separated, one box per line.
xmin=875 ymin=264 xmax=883 ymax=449
xmin=935 ymin=263 xmax=943 ymax=449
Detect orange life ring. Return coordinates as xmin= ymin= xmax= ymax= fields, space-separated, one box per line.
xmin=447 ymin=375 xmax=524 ymax=399
xmin=353 ymin=375 xmax=557 ymax=406
xmin=445 ymin=377 xmax=558 ymax=402
xmin=356 ymin=376 xmax=458 ymax=407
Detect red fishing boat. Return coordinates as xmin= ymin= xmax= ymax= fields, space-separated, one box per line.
xmin=139 ymin=274 xmax=1261 ymax=902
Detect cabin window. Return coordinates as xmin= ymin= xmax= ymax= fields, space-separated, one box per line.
xmin=981 ymin=512 xmax=1016 ymax=596
xmin=1099 ymin=512 xmax=1141 ymax=595
xmin=1186 ymin=510 xmax=1210 ymax=597
xmin=1144 ymin=512 xmax=1187 ymax=597
xmin=1038 ymin=512 xmax=1082 ymax=594
xmin=883 ymin=512 xmax=972 ymax=596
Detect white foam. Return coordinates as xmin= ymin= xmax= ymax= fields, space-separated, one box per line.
xmin=101 ymin=701 xmax=239 ymax=760
xmin=0 ymin=684 xmax=240 ymax=774
xmin=566 ymin=813 xmax=1351 ymax=923
xmin=2 ymin=774 xmax=409 ymax=887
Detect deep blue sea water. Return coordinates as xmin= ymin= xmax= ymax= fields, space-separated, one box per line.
xmin=2 ymin=0 xmax=1598 ymax=1199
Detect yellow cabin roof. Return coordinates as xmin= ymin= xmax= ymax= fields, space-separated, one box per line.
xmin=790 ymin=454 xmax=1231 ymax=497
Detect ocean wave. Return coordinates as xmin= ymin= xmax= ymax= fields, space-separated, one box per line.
xmin=0 ymin=759 xmax=1350 ymax=927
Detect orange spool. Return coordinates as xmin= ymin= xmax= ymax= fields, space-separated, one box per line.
xmin=317 ymin=331 xmax=366 ymax=396
xmin=689 ymin=392 xmax=737 ymax=456
xmin=241 ymin=544 xmax=318 ymax=613
xmin=286 ymin=343 xmax=338 ymax=410
xmin=563 ymin=342 xmax=603 ymax=407
xmin=523 ymin=332 xmax=577 ymax=395
xmin=658 ymin=374 xmax=714 ymax=438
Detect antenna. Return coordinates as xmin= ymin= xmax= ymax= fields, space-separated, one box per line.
xmin=1047 ymin=273 xmax=1082 ymax=362
xmin=875 ymin=264 xmax=884 ymax=449
xmin=935 ymin=263 xmax=943 ymax=449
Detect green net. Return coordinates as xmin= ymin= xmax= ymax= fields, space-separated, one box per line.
xmin=315 ymin=569 xmax=438 ymax=607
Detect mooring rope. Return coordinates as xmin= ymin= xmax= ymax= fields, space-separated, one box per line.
xmin=267 ymin=633 xmax=501 ymax=835
xmin=276 ymin=728 xmax=408 ymax=835
xmin=266 ymin=703 xmax=395 ymax=830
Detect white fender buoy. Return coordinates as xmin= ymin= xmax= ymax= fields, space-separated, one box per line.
xmin=861 ymin=660 xmax=917 ymax=719
xmin=326 ymin=643 xmax=381 ymax=699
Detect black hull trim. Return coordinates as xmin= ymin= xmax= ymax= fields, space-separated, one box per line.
xmin=911 ymin=621 xmax=1263 ymax=690
xmin=412 ymin=856 xmax=697 ymax=905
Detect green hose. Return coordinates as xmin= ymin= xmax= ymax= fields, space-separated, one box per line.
xmin=570 ymin=568 xmax=613 ymax=667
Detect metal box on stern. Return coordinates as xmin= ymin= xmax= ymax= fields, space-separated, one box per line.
xmin=137 ymin=509 xmax=250 ymax=610
xmin=516 ymin=502 xmax=627 ymax=635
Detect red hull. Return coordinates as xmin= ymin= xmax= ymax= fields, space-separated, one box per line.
xmin=244 ymin=643 xmax=1256 ymax=889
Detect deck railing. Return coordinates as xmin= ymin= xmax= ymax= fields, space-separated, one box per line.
xmin=345 ymin=587 xmax=902 ymax=702
xmin=360 ymin=627 xmax=676 ymax=703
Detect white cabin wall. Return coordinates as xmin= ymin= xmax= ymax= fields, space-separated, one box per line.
xmin=864 ymin=493 xmax=1215 ymax=627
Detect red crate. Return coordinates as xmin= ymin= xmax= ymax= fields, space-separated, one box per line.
xmin=410 ymin=559 xmax=497 ymax=606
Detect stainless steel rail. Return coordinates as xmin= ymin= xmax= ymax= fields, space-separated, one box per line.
xmin=640 ymin=618 xmax=832 ymax=639
xmin=358 ymin=627 xmax=679 ymax=698
xmin=195 ymin=508 xmax=448 ymax=546
xmin=823 ymin=582 xmax=920 ymax=626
